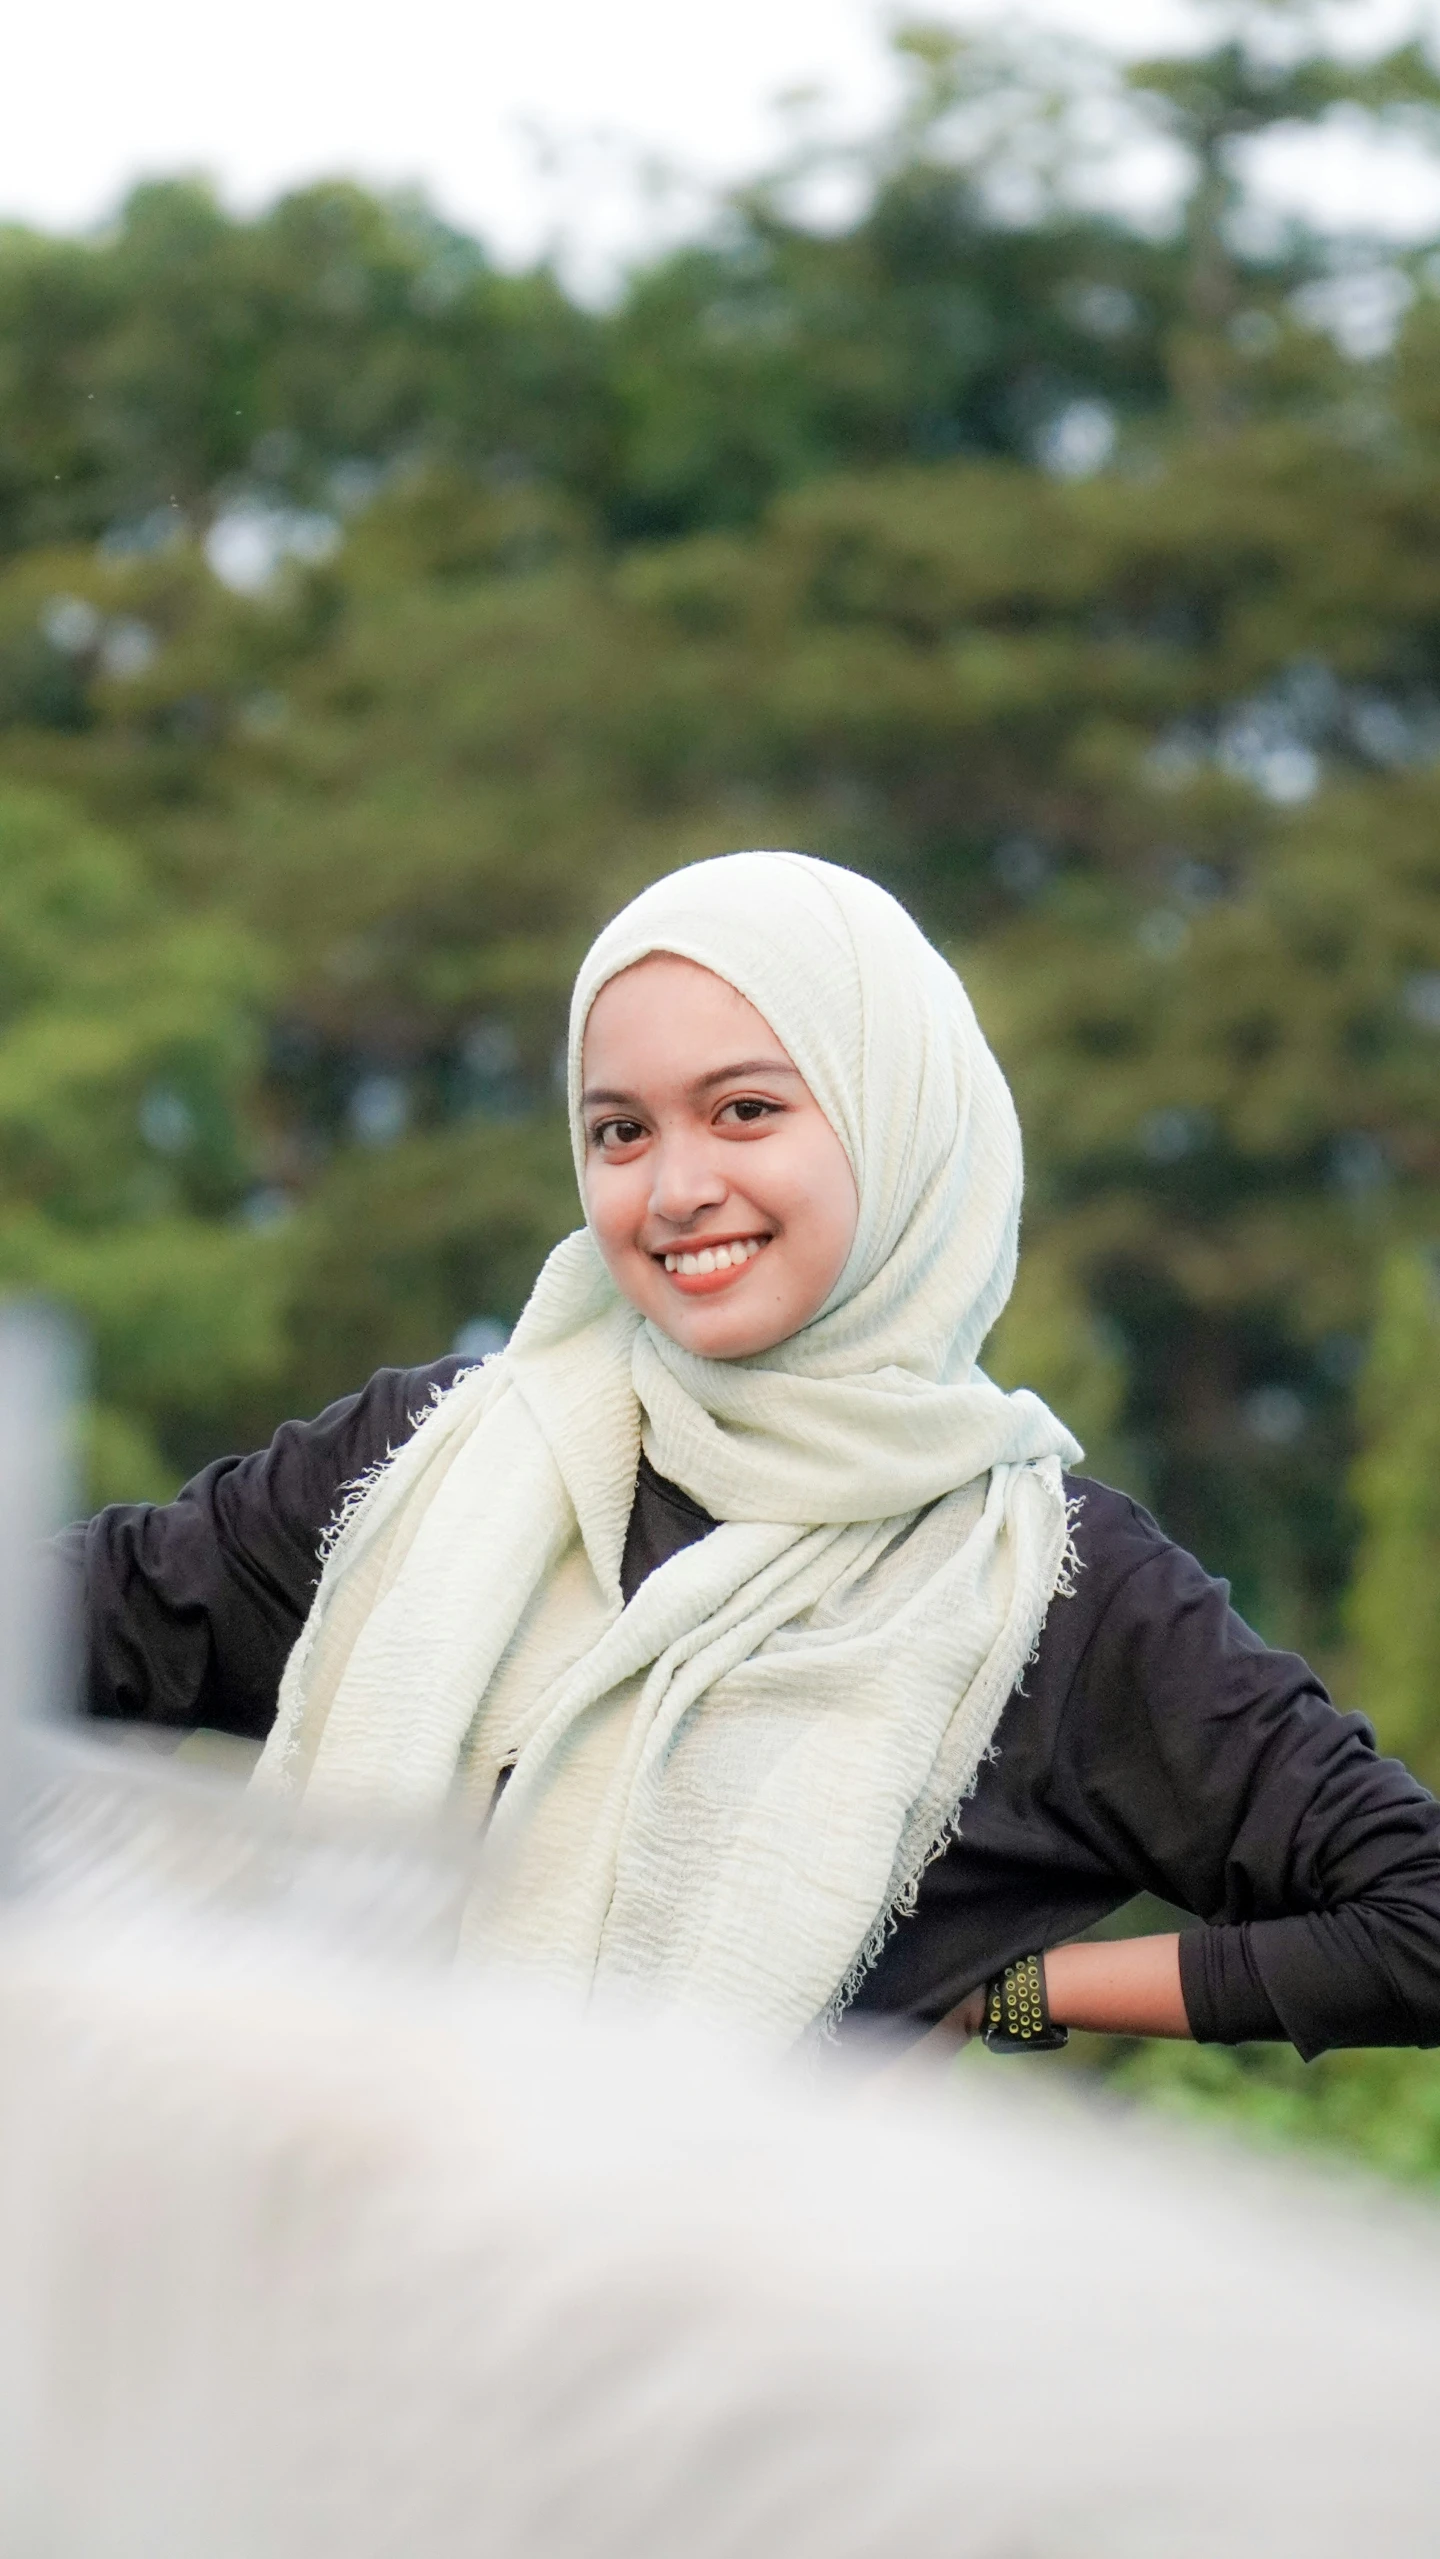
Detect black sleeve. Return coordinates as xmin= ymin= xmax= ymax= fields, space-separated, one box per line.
xmin=61 ymin=1357 xmax=471 ymax=1741
xmin=1058 ymin=1500 xmax=1440 ymax=2058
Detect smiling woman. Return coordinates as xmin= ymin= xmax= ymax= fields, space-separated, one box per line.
xmin=581 ymin=955 xmax=858 ymax=1356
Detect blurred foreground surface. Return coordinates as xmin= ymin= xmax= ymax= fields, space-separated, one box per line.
xmin=4 ymin=1876 xmax=1440 ymax=2559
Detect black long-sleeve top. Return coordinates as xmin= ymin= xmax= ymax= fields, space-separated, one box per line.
xmin=60 ymin=1357 xmax=1440 ymax=2057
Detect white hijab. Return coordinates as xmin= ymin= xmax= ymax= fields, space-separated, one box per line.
xmin=255 ymin=853 xmax=1080 ymax=2042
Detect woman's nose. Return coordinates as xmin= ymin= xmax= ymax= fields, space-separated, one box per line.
xmin=648 ymin=1132 xmax=727 ymax=1226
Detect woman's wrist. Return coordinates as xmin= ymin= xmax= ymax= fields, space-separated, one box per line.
xmin=1041 ymin=1934 xmax=1191 ymax=2039
xmin=982 ymin=1952 xmax=1069 ymax=2050
xmin=931 ymin=1935 xmax=1193 ymax=2054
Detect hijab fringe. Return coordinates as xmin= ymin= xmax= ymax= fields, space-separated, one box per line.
xmin=815 ymin=1496 xmax=1086 ymax=2043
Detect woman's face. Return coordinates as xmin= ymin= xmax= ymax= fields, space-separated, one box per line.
xmin=581 ymin=955 xmax=859 ymax=1360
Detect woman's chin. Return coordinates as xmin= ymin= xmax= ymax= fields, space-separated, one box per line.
xmin=645 ymin=1287 xmax=793 ymax=1362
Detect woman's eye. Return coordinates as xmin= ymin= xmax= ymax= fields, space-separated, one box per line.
xmin=719 ymin=1097 xmax=778 ymax=1126
xmin=594 ymin=1118 xmax=645 ymax=1149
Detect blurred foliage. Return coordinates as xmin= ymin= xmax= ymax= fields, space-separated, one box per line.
xmin=0 ymin=24 xmax=1366 ymax=557
xmin=1348 ymin=1248 xmax=1440 ymax=1787
xmin=989 ymin=2031 xmax=1440 ymax=2191
xmin=6 ymin=9 xmax=1440 ymax=2172
xmin=0 ymin=782 xmax=283 ymax=1495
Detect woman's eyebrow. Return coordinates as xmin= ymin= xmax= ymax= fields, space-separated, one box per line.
xmin=689 ymin=1058 xmax=801 ymax=1093
xmin=581 ymin=1060 xmax=801 ymax=1109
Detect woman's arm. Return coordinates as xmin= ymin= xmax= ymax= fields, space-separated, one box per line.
xmin=64 ymin=1357 xmax=470 ymax=1737
xmin=939 ymin=1936 xmax=1188 ymax=2046
xmin=1045 ymin=1502 xmax=1440 ymax=2057
xmin=1044 ymin=1934 xmax=1188 ymax=2037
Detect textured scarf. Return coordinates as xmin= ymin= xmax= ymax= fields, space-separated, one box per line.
xmin=254 ymin=853 xmax=1080 ymax=2042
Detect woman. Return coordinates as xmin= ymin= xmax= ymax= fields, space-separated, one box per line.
xmin=67 ymin=852 xmax=1440 ymax=2052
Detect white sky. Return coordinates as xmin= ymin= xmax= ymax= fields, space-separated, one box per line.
xmin=5 ymin=0 xmax=1440 ymax=289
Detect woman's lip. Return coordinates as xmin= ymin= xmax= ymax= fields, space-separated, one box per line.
xmin=653 ymin=1238 xmax=770 ymax=1296
xmin=664 ymin=1260 xmax=751 ymax=1296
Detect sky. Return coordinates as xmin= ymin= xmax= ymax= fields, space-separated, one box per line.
xmin=6 ymin=0 xmax=1440 ymax=289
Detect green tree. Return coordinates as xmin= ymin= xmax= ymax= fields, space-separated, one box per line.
xmin=0 ymin=26 xmax=1319 ymax=559
xmin=1348 ymin=1248 xmax=1440 ymax=1784
xmin=604 ymin=23 xmax=1190 ymax=537
xmin=0 ymin=180 xmax=610 ymax=556
xmin=0 ymin=781 xmax=284 ymax=1498
xmin=1129 ymin=23 xmax=1440 ymax=423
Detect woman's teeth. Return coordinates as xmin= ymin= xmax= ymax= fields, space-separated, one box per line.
xmin=663 ymin=1238 xmax=764 ymax=1274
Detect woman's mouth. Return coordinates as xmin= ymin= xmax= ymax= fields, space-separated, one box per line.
xmin=656 ymin=1236 xmax=769 ymax=1295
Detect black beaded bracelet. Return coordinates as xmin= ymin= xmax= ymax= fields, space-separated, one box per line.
xmin=982 ymin=1952 xmax=1069 ymax=2053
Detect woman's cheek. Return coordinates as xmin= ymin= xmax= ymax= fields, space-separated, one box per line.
xmin=597 ymin=1169 xmax=650 ymax=1265
xmin=583 ymin=1174 xmax=623 ymax=1262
